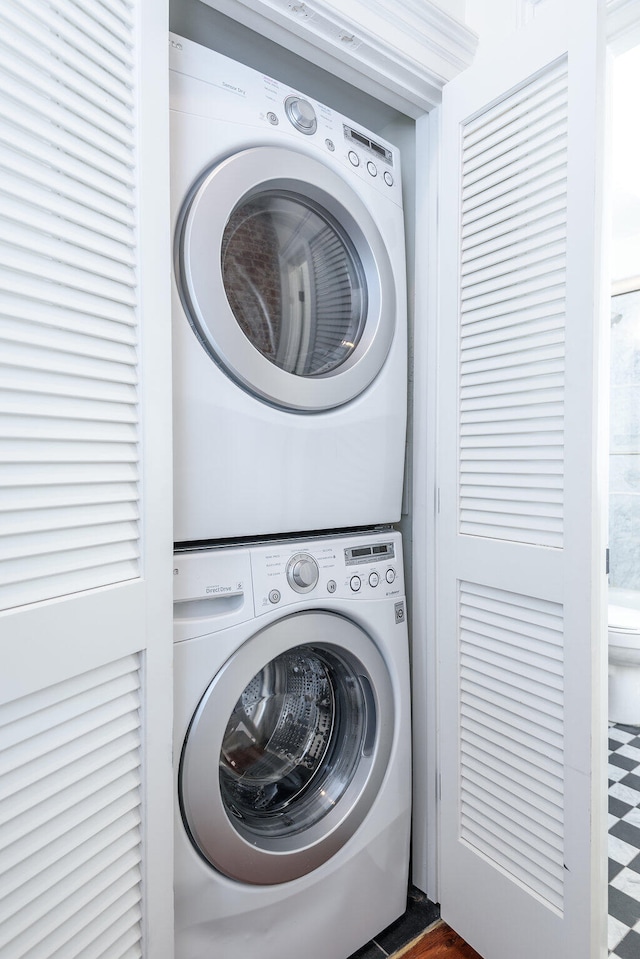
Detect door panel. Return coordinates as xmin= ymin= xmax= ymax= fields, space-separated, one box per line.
xmin=438 ymin=2 xmax=607 ymax=956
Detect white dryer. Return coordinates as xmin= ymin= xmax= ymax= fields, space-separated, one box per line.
xmin=170 ymin=35 xmax=408 ymax=543
xmin=173 ymin=529 xmax=411 ymax=959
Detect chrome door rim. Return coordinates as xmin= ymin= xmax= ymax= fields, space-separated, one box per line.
xmin=178 ymin=610 xmax=395 ymax=885
xmin=175 ymin=146 xmax=396 ymax=412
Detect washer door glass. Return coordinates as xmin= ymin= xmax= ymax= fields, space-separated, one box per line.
xmin=178 ymin=611 xmax=394 ymax=885
xmin=221 ymin=191 xmax=367 ymax=377
xmin=176 ymin=146 xmax=396 ymax=412
xmin=220 ymin=645 xmax=365 ymax=839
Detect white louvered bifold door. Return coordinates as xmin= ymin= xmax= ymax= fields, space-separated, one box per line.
xmin=437 ymin=2 xmax=608 ymax=957
xmin=0 ymin=2 xmax=173 ymax=957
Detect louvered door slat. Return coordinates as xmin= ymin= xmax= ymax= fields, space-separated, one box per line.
xmin=2 ymin=767 xmax=140 ymax=870
xmin=461 ymin=246 xmax=566 ymax=298
xmin=0 ymin=136 xmax=132 ymax=222
xmin=458 ymin=59 xmax=567 ymax=545
xmin=0 ymin=657 xmax=142 ymax=959
xmin=0 ymin=21 xmax=132 ymax=125
xmin=4 ymin=339 xmax=137 ymax=383
xmin=43 ymin=900 xmax=142 ymax=959
xmin=0 ymin=192 xmax=135 ymax=266
xmin=0 ymin=221 xmax=135 ymax=287
xmin=14 ymin=0 xmax=134 ymax=81
xmin=0 ymin=318 xmax=137 ymax=361
xmin=1 ymin=40 xmax=133 ymax=146
xmin=0 ymin=483 xmax=137 ymax=517
xmin=104 ymin=0 xmax=134 ymax=24
xmin=0 ymin=743 xmax=140 ymax=853
xmin=462 ymin=147 xmax=567 ymax=220
xmin=0 ymin=169 xmax=134 ymax=249
xmin=462 ymin=695 xmax=563 ymax=750
xmin=463 ymin=133 xmax=566 ymax=200
xmin=1 ymin=366 xmax=137 ymax=404
xmin=455 ymin=578 xmax=565 ymax=913
xmin=462 ymin=218 xmax=566 ymax=272
xmin=0 ymin=71 xmax=134 ymax=172
xmin=462 ymin=63 xmax=567 ymax=146
xmin=462 ymin=322 xmax=564 ymax=356
xmin=71 ymin=0 xmax=133 ymax=45
xmin=77 ymin=915 xmax=142 ymax=959
xmin=1 ymin=2 xmax=133 ymax=106
xmin=462 ymin=104 xmax=567 ymax=186
xmin=0 ymin=414 xmax=137 ymax=442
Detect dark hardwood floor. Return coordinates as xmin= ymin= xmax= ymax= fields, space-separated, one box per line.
xmin=393 ymin=921 xmax=484 ymax=959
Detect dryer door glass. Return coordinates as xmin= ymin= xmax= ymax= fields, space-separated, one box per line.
xmin=219 ymin=645 xmax=367 ymax=838
xmin=176 ymin=146 xmax=397 ymax=411
xmin=221 ymin=192 xmax=367 ymax=377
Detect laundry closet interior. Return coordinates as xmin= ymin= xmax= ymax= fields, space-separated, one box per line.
xmin=0 ymin=1 xmax=620 ymax=959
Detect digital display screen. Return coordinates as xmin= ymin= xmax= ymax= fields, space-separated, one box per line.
xmin=352 ymin=547 xmax=372 ymax=557
xmin=371 ymin=142 xmax=386 ymax=157
xmin=351 ymin=130 xmax=369 ymax=147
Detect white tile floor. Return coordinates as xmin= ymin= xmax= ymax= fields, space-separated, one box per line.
xmin=608 ymin=724 xmax=640 ymax=957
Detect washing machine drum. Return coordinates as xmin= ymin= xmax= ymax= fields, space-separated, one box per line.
xmin=175 ymin=146 xmax=396 ymax=412
xmin=179 ymin=611 xmax=394 ymax=885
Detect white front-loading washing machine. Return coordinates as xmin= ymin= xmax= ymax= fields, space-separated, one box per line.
xmin=173 ymin=529 xmax=411 ymax=959
xmin=170 ymin=35 xmax=408 ymax=543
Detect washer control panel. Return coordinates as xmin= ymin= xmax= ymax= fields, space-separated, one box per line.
xmin=251 ymin=532 xmax=404 ymax=614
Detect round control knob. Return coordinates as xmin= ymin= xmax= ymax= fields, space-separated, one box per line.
xmin=386 ymin=568 xmax=396 ymax=584
xmin=286 ymin=552 xmax=319 ymax=593
xmin=369 ymin=571 xmax=380 ymax=588
xmin=350 ymin=575 xmax=362 ymax=592
xmin=284 ymin=96 xmax=317 ymax=135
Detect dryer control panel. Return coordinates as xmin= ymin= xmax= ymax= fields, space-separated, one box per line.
xmin=250 ymin=531 xmax=404 ymax=615
xmin=169 ymin=32 xmax=403 ymax=208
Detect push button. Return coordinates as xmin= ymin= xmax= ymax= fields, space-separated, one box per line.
xmin=384 ymin=171 xmax=394 ymax=186
xmin=327 ymin=580 xmax=337 ymax=593
xmin=369 ymin=571 xmax=379 ymax=588
xmin=350 ymin=575 xmax=362 ymax=592
xmin=269 ymin=589 xmax=281 ymax=604
xmin=366 ymin=160 xmax=377 ymax=177
xmin=348 ymin=150 xmax=360 ymax=167
xmin=386 ymin=568 xmax=396 ymax=584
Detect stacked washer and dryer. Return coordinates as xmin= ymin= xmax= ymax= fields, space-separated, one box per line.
xmin=170 ymin=33 xmax=411 ymax=959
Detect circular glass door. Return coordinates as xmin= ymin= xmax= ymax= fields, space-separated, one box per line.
xmin=221 ymin=191 xmax=367 ymax=378
xmin=175 ymin=146 xmax=396 ymax=412
xmin=179 ymin=611 xmax=394 ymax=885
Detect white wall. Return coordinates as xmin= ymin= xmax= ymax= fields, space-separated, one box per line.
xmin=466 ymin=0 xmax=555 ymax=49
xmin=611 ymin=43 xmax=640 ymax=289
xmin=432 ymin=0 xmax=466 ymax=22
